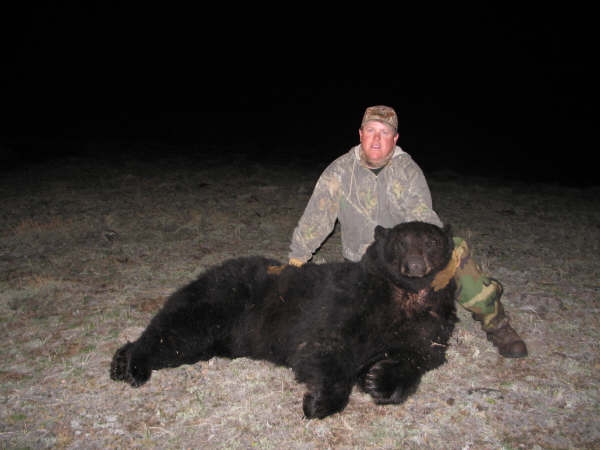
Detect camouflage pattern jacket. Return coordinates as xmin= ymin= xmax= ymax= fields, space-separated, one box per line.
xmin=289 ymin=145 xmax=442 ymax=263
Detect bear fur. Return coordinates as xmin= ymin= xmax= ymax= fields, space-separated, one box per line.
xmin=110 ymin=221 xmax=458 ymax=419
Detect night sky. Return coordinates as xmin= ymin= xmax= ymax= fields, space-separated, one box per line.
xmin=1 ymin=5 xmax=594 ymax=186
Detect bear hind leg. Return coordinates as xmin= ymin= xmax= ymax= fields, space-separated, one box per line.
xmin=110 ymin=328 xmax=223 ymax=387
xmin=110 ymin=342 xmax=152 ymax=387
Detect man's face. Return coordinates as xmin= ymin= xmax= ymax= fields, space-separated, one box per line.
xmin=359 ymin=120 xmax=399 ymax=168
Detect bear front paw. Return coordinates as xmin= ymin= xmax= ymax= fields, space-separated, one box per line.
xmin=302 ymin=384 xmax=351 ymax=420
xmin=359 ymin=359 xmax=417 ymax=405
xmin=303 ymin=392 xmax=335 ymax=420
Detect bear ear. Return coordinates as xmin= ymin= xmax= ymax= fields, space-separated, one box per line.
xmin=443 ymin=223 xmax=452 ymax=236
xmin=374 ymin=225 xmax=388 ymax=241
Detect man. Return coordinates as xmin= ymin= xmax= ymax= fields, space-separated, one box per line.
xmin=287 ymin=105 xmax=527 ymax=358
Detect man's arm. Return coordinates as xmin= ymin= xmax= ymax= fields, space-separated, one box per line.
xmin=288 ymin=169 xmax=342 ymax=264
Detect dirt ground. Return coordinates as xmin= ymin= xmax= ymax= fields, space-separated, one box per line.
xmin=1 ymin=141 xmax=599 ymax=449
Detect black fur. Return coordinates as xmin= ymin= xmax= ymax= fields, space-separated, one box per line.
xmin=110 ymin=221 xmax=458 ymax=419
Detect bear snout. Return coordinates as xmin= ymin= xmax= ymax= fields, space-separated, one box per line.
xmin=400 ymin=255 xmax=431 ymax=277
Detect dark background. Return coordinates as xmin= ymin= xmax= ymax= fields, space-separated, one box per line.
xmin=1 ymin=4 xmax=594 ymax=186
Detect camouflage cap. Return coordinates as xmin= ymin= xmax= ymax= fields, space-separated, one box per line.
xmin=361 ymin=105 xmax=398 ymax=132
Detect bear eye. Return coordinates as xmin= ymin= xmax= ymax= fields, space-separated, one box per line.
xmin=424 ymin=236 xmax=440 ymax=249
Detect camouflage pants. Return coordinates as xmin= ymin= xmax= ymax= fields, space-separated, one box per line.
xmin=452 ymin=237 xmax=508 ymax=332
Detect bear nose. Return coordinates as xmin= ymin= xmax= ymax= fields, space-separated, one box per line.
xmin=401 ymin=256 xmax=428 ymax=277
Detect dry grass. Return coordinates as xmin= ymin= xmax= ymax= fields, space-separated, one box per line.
xmin=1 ymin=141 xmax=599 ymax=449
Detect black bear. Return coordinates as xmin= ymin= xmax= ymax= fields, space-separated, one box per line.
xmin=110 ymin=221 xmax=458 ymax=419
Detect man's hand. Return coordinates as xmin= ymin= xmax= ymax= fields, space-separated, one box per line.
xmin=288 ymin=258 xmax=305 ymax=267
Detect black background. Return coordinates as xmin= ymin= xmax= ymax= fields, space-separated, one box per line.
xmin=1 ymin=4 xmax=594 ymax=186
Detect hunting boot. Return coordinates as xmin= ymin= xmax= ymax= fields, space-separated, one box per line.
xmin=474 ymin=280 xmax=528 ymax=358
xmin=452 ymin=238 xmax=528 ymax=358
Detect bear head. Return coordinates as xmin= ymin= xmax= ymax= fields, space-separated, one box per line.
xmin=362 ymin=221 xmax=454 ymax=292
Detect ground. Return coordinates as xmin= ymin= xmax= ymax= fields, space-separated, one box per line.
xmin=1 ymin=141 xmax=599 ymax=449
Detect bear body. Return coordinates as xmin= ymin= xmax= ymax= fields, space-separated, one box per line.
xmin=111 ymin=221 xmax=458 ymax=419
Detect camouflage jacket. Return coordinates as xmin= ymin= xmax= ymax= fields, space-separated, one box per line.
xmin=289 ymin=145 xmax=442 ymax=263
